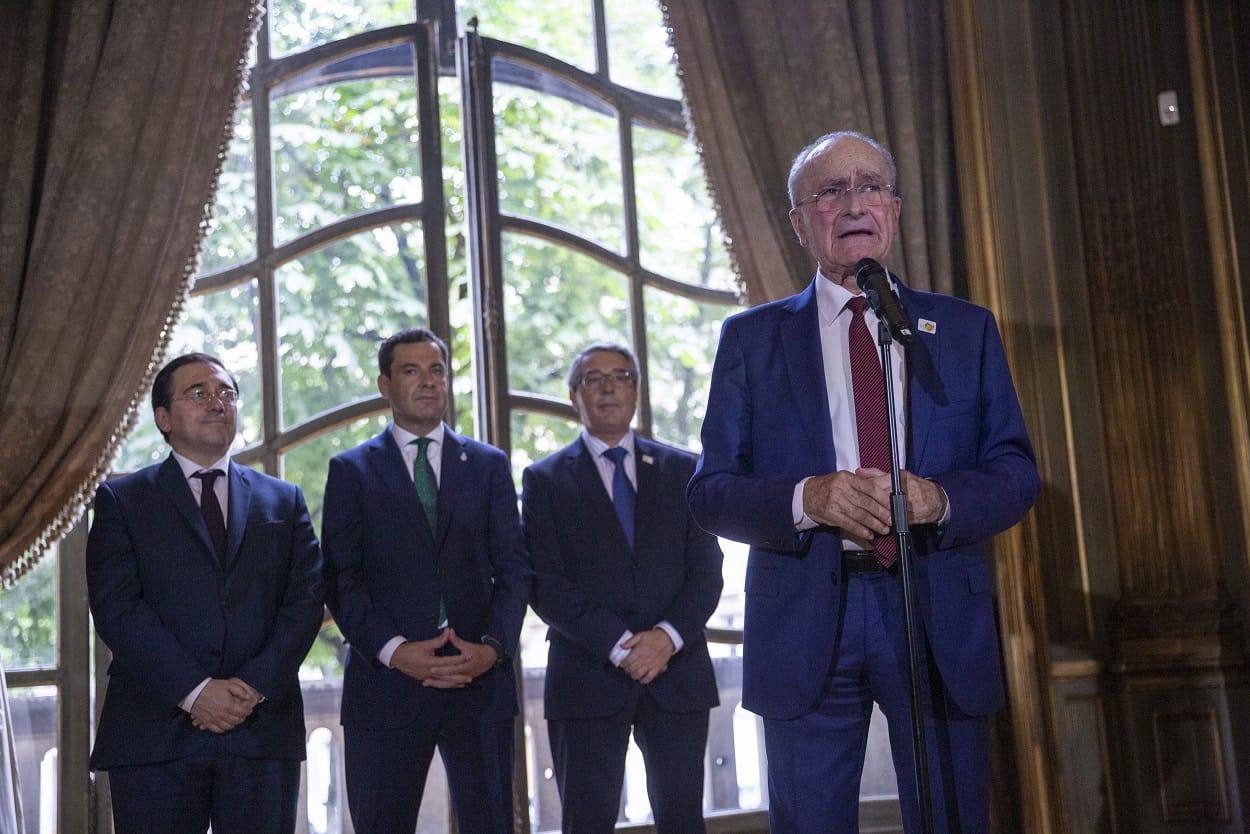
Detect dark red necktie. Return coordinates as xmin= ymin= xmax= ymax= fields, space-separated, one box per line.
xmin=192 ymin=469 xmax=228 ymax=567
xmin=847 ymin=296 xmax=898 ymax=568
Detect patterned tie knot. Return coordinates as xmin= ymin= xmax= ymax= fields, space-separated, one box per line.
xmin=603 ymin=446 xmax=628 ymax=467
xmin=847 ymin=295 xmax=870 ymax=317
xmin=411 ymin=437 xmax=433 ymax=458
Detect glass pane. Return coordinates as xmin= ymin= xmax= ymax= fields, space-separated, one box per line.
xmin=459 ymin=0 xmax=594 ymax=72
xmin=0 ymin=548 xmax=56 ymax=671
xmin=494 ymin=72 xmax=625 ymax=253
xmin=114 ymin=281 xmax=262 ymax=473
xmin=269 ymin=0 xmax=415 ymax=58
xmin=197 ymin=103 xmax=256 ymax=274
xmin=643 ymin=286 xmax=735 ymax=451
xmin=272 ymin=49 xmax=422 ymax=244
xmin=509 ymin=410 xmax=579 ymax=488
xmin=503 ymin=234 xmax=630 ymax=399
xmin=633 ymin=124 xmax=736 ymax=291
xmin=6 ymin=686 xmax=58 ymax=832
xmin=280 ymin=413 xmax=390 ymax=531
xmin=605 ymin=0 xmax=681 ymax=99
xmin=277 ymin=224 xmax=427 ymax=428
xmin=708 ymin=537 xmax=747 ymax=631
xmin=441 ymin=76 xmax=476 ymax=439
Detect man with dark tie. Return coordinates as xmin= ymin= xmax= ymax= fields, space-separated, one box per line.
xmin=87 ymin=352 xmax=324 ymax=834
xmin=522 ymin=342 xmax=724 ymax=833
xmin=321 ymin=327 xmax=529 ymax=833
xmin=688 ymin=132 xmax=1040 ymax=833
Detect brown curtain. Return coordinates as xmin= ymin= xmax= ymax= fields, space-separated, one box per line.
xmin=664 ymin=0 xmax=957 ymax=303
xmin=0 ymin=0 xmax=260 ymax=584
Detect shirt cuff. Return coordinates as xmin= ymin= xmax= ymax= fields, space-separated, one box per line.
xmin=655 ymin=621 xmax=683 ymax=653
xmin=609 ymin=630 xmax=634 ymax=667
xmin=378 ymin=635 xmax=406 ymax=668
xmin=930 ymin=480 xmax=952 ymax=526
xmin=792 ymin=477 xmax=818 ymax=530
xmin=179 ymin=678 xmax=211 ymax=713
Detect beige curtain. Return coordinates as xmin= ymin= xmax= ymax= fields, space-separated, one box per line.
xmin=664 ymin=0 xmax=957 ymax=303
xmin=0 ymin=0 xmax=260 ymax=583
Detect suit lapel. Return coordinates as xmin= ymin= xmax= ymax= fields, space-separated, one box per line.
xmin=632 ymin=438 xmax=661 ymax=559
xmin=567 ymin=438 xmax=632 ymax=552
xmin=225 ymin=463 xmax=252 ymax=568
xmin=896 ymin=283 xmax=943 ymax=472
xmin=781 ymin=280 xmax=836 ymax=471
xmin=434 ymin=427 xmax=469 ymax=555
xmin=367 ymin=428 xmax=433 ymax=547
xmin=156 ymin=455 xmax=219 ymax=570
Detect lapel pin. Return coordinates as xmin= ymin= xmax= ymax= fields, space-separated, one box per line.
xmin=641 ymin=454 xmax=654 ymax=465
xmin=460 ymin=451 xmax=468 ymax=461
xmin=918 ymin=318 xmax=937 ymax=334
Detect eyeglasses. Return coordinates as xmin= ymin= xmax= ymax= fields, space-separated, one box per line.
xmin=576 ymin=370 xmax=636 ymax=391
xmin=793 ymin=182 xmax=896 ymax=213
xmin=174 ymin=388 xmax=240 ymax=407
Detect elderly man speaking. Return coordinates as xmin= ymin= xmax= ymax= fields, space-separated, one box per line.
xmin=688 ymin=131 xmax=1039 ymax=833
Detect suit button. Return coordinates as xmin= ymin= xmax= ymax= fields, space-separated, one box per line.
xmin=831 ymin=571 xmax=840 ymax=584
xmin=632 ymin=560 xmax=641 ymax=570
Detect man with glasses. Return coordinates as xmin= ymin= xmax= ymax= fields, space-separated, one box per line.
xmin=321 ymin=327 xmax=529 ymax=833
xmin=87 ymin=352 xmax=324 ymax=834
xmin=689 ymin=132 xmax=1039 ymax=833
xmin=522 ymin=342 xmax=723 ymax=833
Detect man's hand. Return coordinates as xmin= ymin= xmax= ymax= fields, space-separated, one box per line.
xmin=855 ymin=468 xmax=948 ymax=526
xmin=390 ymin=629 xmax=473 ymax=688
xmin=445 ymin=629 xmax=499 ymax=682
xmin=620 ymin=628 xmax=675 ymax=685
xmin=802 ymin=471 xmax=892 ymax=539
xmin=190 ymin=679 xmax=255 ymax=733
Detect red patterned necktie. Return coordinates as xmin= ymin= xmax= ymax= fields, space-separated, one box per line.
xmin=847 ymin=296 xmax=898 ymax=568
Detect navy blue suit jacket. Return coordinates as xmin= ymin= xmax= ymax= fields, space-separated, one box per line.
xmin=688 ymin=278 xmax=1039 ymax=720
xmin=321 ymin=426 xmax=529 ymax=729
xmin=87 ymin=456 xmax=324 ymax=769
xmin=523 ymin=435 xmax=722 ymax=720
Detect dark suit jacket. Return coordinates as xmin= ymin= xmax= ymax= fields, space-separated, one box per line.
xmin=321 ymin=425 xmax=529 ymax=729
xmin=688 ymin=278 xmax=1040 ymax=720
xmin=523 ymin=435 xmax=723 ymax=721
xmin=87 ymin=456 xmax=324 ymax=769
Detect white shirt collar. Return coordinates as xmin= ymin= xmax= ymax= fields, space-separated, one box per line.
xmin=171 ymin=449 xmax=231 ymax=479
xmin=582 ymin=428 xmax=636 ymax=458
xmin=814 ymin=268 xmax=898 ymax=327
xmin=391 ymin=421 xmax=445 ymax=450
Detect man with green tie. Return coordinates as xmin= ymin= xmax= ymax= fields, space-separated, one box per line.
xmin=321 ymin=327 xmax=530 ymax=833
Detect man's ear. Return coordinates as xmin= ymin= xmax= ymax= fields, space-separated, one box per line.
xmin=154 ymin=406 xmax=172 ymax=436
xmin=788 ymin=208 xmax=807 ymax=247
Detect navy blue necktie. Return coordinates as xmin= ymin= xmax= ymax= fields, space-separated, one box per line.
xmin=603 ymin=446 xmax=635 ymax=548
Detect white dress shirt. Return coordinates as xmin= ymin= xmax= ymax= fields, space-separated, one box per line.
xmin=581 ymin=429 xmax=684 ymax=665
xmin=791 ymin=272 xmax=947 ymax=548
xmin=172 ymin=450 xmax=231 ymax=713
xmin=378 ymin=422 xmax=445 ymax=668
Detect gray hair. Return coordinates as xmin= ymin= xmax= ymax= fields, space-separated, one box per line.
xmin=786 ymin=131 xmax=897 ymax=207
xmin=566 ymin=342 xmax=640 ymax=390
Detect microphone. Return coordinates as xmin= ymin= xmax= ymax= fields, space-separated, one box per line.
xmin=854 ymin=258 xmax=914 ymax=346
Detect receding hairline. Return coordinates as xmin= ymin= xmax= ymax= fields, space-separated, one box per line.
xmin=787 ymin=131 xmax=897 ymax=206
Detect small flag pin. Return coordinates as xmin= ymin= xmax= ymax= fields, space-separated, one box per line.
xmin=918 ymin=318 xmax=937 ymax=334
xmin=641 ymin=454 xmax=654 ymax=465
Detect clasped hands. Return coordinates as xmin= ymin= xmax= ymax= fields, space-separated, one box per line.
xmin=190 ymin=677 xmax=263 ymax=733
xmin=390 ymin=628 xmax=497 ymax=689
xmin=620 ymin=628 xmax=675 ymax=686
xmin=802 ymin=467 xmax=947 ymax=540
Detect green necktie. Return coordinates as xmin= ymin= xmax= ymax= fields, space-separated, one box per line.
xmin=410 ymin=437 xmax=446 ymax=627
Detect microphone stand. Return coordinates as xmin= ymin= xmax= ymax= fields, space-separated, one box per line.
xmin=873 ymin=307 xmax=935 ymax=834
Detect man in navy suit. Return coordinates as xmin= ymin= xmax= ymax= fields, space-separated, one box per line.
xmin=87 ymin=352 xmax=324 ymax=834
xmin=321 ymin=327 xmax=529 ymax=833
xmin=688 ymin=132 xmax=1040 ymax=833
xmin=523 ymin=343 xmax=723 ymax=834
